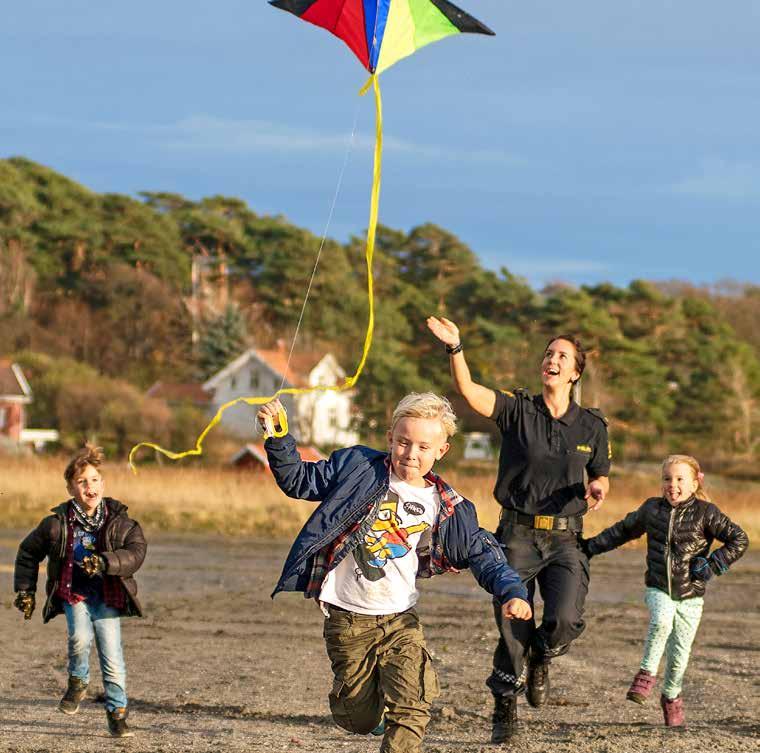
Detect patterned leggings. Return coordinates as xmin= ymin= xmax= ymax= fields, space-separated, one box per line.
xmin=640 ymin=587 xmax=704 ymax=699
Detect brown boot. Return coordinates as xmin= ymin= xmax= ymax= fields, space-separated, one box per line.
xmin=106 ymin=707 xmax=135 ymax=738
xmin=491 ymin=695 xmax=518 ymax=744
xmin=58 ymin=676 xmax=88 ymax=715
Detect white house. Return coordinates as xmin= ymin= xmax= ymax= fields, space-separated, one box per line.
xmin=202 ymin=345 xmax=359 ymax=446
xmin=463 ymin=432 xmax=494 ymax=460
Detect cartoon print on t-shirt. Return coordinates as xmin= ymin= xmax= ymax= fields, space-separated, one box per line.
xmin=73 ymin=528 xmax=98 ymax=569
xmin=354 ymin=491 xmax=430 ymax=581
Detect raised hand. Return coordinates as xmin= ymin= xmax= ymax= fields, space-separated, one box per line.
xmin=256 ymin=398 xmax=287 ymax=436
xmin=426 ymin=316 xmax=460 ymax=348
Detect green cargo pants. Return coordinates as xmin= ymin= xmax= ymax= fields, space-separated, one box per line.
xmin=323 ymin=606 xmax=440 ymax=753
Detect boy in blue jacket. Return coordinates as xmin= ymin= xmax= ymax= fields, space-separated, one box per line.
xmin=259 ymin=392 xmax=531 ymax=753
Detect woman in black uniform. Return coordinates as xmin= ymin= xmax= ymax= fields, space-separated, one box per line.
xmin=427 ymin=316 xmax=611 ymax=743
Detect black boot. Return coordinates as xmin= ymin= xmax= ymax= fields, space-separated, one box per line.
xmin=526 ymin=656 xmax=550 ymax=708
xmin=106 ymin=707 xmax=134 ymax=738
xmin=58 ymin=676 xmax=88 ymax=715
xmin=491 ymin=695 xmax=518 ymax=744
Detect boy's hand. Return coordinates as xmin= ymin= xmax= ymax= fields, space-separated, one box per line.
xmin=14 ymin=591 xmax=35 ymax=619
xmin=426 ymin=316 xmax=460 ymax=348
xmin=256 ymin=398 xmax=285 ymax=433
xmin=81 ymin=554 xmax=106 ymax=576
xmin=501 ymin=598 xmax=532 ymax=621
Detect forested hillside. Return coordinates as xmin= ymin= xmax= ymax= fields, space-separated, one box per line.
xmin=1 ymin=157 xmax=759 ymax=467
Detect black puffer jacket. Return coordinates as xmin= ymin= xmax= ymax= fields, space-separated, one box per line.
xmin=14 ymin=498 xmax=147 ymax=622
xmin=585 ymin=496 xmax=748 ymax=600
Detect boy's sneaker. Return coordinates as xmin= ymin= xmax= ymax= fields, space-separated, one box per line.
xmin=626 ymin=668 xmax=656 ymax=704
xmin=369 ymin=717 xmax=385 ymax=736
xmin=660 ymin=694 xmax=685 ymax=727
xmin=491 ymin=695 xmax=518 ymax=743
xmin=58 ymin=676 xmax=88 ymax=714
xmin=106 ymin=707 xmax=135 ymax=738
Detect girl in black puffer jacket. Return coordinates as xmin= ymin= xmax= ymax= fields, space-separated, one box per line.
xmin=583 ymin=455 xmax=748 ymax=728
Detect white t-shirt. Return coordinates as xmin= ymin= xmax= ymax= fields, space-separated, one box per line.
xmin=319 ymin=474 xmax=441 ymax=615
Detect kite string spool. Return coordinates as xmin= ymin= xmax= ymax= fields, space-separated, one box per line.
xmin=128 ymin=75 xmax=383 ymax=472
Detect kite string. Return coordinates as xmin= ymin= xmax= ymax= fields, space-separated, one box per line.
xmin=128 ymin=75 xmax=383 ymax=470
xmin=278 ymin=99 xmax=362 ymax=392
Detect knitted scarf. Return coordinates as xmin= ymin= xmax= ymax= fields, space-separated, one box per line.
xmin=70 ymin=498 xmax=105 ymax=533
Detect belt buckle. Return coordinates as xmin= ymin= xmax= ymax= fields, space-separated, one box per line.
xmin=533 ymin=515 xmax=554 ymax=531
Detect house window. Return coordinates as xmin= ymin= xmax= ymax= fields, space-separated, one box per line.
xmin=328 ymin=406 xmax=339 ymax=429
xmin=0 ymin=408 xmax=6 ymax=431
xmin=230 ymin=375 xmax=237 ymax=390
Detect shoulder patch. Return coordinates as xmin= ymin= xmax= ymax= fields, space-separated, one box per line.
xmin=586 ymin=407 xmax=609 ymax=426
xmin=499 ymin=387 xmax=530 ymax=399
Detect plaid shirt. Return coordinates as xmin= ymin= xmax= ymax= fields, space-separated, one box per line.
xmin=304 ymin=466 xmax=464 ymax=599
xmin=55 ymin=505 xmax=127 ymax=611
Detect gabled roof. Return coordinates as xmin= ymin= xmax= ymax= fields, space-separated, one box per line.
xmin=231 ymin=442 xmax=325 ymax=467
xmin=0 ymin=360 xmax=32 ymax=402
xmin=203 ymin=346 xmax=341 ymax=391
xmin=146 ymin=381 xmax=211 ymax=404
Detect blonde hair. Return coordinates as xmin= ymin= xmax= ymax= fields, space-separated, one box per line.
xmin=390 ymin=393 xmax=457 ymax=439
xmin=64 ymin=443 xmax=106 ymax=484
xmin=662 ymin=454 xmax=709 ymax=501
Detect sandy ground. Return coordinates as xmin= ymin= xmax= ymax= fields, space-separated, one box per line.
xmin=1 ymin=531 xmax=758 ymax=753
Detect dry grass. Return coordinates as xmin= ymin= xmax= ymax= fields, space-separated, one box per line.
xmin=1 ymin=455 xmax=757 ymax=545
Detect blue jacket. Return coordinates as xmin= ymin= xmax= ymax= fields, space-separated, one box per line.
xmin=266 ymin=435 xmax=527 ymax=606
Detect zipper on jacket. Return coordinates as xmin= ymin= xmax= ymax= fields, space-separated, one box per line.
xmin=666 ymin=505 xmax=675 ymax=598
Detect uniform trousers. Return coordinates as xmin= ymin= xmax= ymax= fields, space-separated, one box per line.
xmin=323 ymin=606 xmax=439 ymax=753
xmin=487 ymin=524 xmax=589 ymax=697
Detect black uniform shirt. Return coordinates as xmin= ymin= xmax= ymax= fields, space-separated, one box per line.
xmin=489 ymin=388 xmax=611 ymax=517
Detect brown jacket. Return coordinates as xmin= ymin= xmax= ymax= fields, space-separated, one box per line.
xmin=14 ymin=497 xmax=147 ymax=622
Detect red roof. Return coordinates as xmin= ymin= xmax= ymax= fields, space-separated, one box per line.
xmin=0 ymin=360 xmax=30 ymax=398
xmin=146 ymin=381 xmax=211 ymax=404
xmin=231 ymin=442 xmax=326 ymax=467
xmin=254 ymin=346 xmax=325 ymax=389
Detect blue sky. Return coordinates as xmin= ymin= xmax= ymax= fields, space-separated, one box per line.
xmin=3 ymin=1 xmax=759 ymax=288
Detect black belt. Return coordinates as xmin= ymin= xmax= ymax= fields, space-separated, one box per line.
xmin=500 ymin=508 xmax=583 ymax=533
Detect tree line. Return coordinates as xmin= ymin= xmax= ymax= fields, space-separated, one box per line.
xmin=1 ymin=157 xmax=759 ymax=468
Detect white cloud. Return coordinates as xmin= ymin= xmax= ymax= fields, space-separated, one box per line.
xmin=16 ymin=112 xmax=522 ymax=166
xmin=665 ymin=158 xmax=760 ymax=200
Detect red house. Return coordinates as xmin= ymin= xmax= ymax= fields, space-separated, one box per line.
xmin=0 ymin=360 xmax=32 ymax=441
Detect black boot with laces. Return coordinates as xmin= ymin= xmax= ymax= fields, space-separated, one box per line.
xmin=526 ymin=657 xmax=550 ymax=708
xmin=491 ymin=694 xmax=518 ymax=744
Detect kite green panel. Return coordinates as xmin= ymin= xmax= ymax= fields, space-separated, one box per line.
xmin=408 ymin=0 xmax=458 ymax=49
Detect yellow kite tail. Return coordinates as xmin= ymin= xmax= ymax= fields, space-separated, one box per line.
xmin=128 ymin=75 xmax=384 ymax=472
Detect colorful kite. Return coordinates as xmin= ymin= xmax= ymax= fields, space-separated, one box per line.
xmin=270 ymin=0 xmax=493 ymax=75
xmin=129 ymin=0 xmax=493 ymax=468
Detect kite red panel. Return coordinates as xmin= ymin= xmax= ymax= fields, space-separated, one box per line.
xmin=302 ymin=0 xmax=370 ymax=69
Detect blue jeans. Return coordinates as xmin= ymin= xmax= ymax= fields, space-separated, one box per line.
xmin=63 ymin=595 xmax=127 ymax=711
